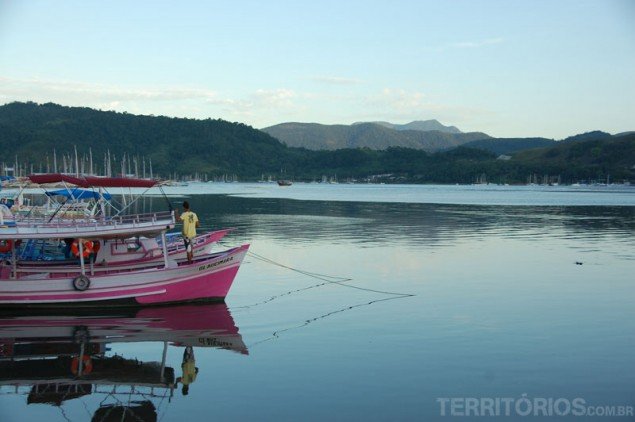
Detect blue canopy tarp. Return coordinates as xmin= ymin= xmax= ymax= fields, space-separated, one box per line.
xmin=45 ymin=188 xmax=112 ymax=201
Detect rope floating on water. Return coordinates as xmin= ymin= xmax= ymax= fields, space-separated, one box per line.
xmin=234 ymin=247 xmax=414 ymax=310
xmin=248 ymin=295 xmax=412 ymax=349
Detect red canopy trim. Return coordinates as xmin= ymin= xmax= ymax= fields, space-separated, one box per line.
xmin=83 ymin=176 xmax=157 ymax=188
xmin=28 ymin=173 xmax=89 ymax=187
xmin=28 ymin=174 xmax=158 ymax=188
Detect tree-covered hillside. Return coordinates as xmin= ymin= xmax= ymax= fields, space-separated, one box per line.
xmin=0 ymin=102 xmax=633 ymax=184
xmin=461 ymin=137 xmax=557 ymax=155
xmin=511 ymin=134 xmax=635 ymax=182
xmin=0 ymin=101 xmax=292 ymax=178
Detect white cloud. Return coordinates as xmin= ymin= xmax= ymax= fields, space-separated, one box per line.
xmin=419 ymin=37 xmax=505 ymax=53
xmin=376 ymin=88 xmax=426 ymax=110
xmin=0 ymin=76 xmax=304 ymax=124
xmin=311 ymin=76 xmax=362 ymax=85
xmin=0 ymin=76 xmax=218 ymax=105
xmin=204 ymin=88 xmax=298 ymax=118
xmin=254 ymin=88 xmax=296 ymax=107
xmin=0 ymin=75 xmax=493 ymax=132
xmin=354 ymin=88 xmax=493 ymax=130
xmin=197 ymin=88 xmax=308 ymax=126
xmin=451 ymin=37 xmax=504 ymax=49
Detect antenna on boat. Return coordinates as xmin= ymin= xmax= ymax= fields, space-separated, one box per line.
xmin=158 ymin=185 xmax=174 ymax=212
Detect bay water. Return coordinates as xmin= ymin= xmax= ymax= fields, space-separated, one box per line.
xmin=1 ymin=183 xmax=633 ymax=420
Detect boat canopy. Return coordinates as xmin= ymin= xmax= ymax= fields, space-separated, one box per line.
xmin=28 ymin=174 xmax=158 ymax=188
xmin=45 ymin=188 xmax=112 ymax=201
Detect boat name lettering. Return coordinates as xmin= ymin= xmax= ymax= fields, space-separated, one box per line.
xmin=198 ymin=256 xmax=234 ymax=271
xmin=197 ymin=337 xmax=234 ymax=348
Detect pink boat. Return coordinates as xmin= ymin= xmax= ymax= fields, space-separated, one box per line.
xmin=0 ymin=244 xmax=250 ymax=307
xmin=0 ymin=174 xmax=250 ymax=307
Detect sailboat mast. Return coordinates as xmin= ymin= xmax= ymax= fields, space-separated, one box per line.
xmin=74 ymin=145 xmax=79 ymax=177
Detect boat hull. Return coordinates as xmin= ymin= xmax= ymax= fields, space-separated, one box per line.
xmin=0 ymin=244 xmax=250 ymax=307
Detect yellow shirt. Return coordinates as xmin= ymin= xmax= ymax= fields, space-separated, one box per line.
xmin=180 ymin=211 xmax=199 ymax=239
xmin=181 ymin=360 xmax=198 ymax=385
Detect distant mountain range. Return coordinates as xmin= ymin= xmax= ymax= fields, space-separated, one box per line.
xmin=263 ymin=121 xmax=632 ymax=157
xmin=352 ymin=119 xmax=462 ymax=134
xmin=261 ymin=122 xmax=489 ymax=152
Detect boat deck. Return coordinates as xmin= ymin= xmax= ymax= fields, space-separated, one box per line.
xmin=0 ymin=211 xmax=175 ymax=239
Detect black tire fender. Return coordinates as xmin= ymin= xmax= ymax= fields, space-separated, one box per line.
xmin=72 ymin=275 xmax=91 ymax=291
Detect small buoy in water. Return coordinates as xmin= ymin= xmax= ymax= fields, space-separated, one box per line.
xmin=575 ymin=261 xmax=583 ymax=265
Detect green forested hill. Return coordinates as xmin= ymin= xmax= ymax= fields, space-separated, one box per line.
xmin=461 ymin=137 xmax=557 ymax=155
xmin=0 ymin=102 xmax=633 ymax=184
xmin=0 ymin=101 xmax=292 ymax=178
xmin=511 ymin=134 xmax=635 ymax=182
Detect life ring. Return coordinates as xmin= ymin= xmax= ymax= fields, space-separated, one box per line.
xmin=71 ymin=240 xmax=94 ymax=259
xmin=71 ymin=354 xmax=93 ymax=375
xmin=72 ymin=274 xmax=91 ymax=291
xmin=0 ymin=240 xmax=13 ymax=253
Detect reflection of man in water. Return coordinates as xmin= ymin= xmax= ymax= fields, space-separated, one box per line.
xmin=176 ymin=346 xmax=198 ymax=396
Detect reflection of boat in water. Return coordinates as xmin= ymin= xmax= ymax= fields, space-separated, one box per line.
xmin=0 ymin=303 xmax=247 ymax=420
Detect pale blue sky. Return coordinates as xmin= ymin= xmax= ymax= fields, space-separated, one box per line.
xmin=0 ymin=0 xmax=633 ymax=138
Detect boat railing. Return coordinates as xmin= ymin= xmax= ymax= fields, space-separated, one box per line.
xmin=13 ymin=210 xmax=174 ymax=230
xmin=12 ymin=247 xmax=236 ymax=277
xmin=15 ymin=259 xmax=169 ymax=276
xmin=0 ymin=381 xmax=173 ymax=394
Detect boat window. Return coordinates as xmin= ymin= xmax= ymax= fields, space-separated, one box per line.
xmin=127 ymin=242 xmax=141 ymax=251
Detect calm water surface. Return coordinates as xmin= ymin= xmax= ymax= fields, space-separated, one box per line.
xmin=1 ymin=184 xmax=634 ymax=421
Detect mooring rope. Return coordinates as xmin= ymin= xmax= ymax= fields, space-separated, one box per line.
xmin=247 ymin=295 xmax=411 ymax=348
xmin=231 ymin=247 xmax=414 ymax=311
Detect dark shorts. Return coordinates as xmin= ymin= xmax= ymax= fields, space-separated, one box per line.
xmin=183 ymin=237 xmax=192 ymax=253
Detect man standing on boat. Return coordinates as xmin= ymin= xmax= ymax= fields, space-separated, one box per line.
xmin=176 ymin=201 xmax=199 ymax=263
